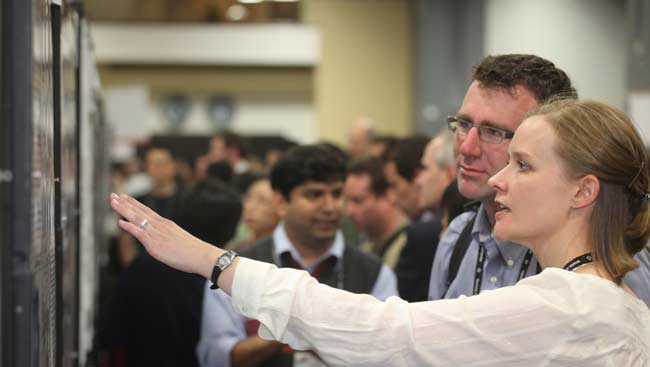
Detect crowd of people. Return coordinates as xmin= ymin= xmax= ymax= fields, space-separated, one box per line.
xmin=99 ymin=54 xmax=650 ymax=366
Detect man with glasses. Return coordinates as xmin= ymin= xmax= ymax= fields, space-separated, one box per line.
xmin=428 ymin=54 xmax=650 ymax=303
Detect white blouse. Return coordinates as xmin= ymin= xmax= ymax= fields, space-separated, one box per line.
xmin=230 ymin=258 xmax=650 ymax=367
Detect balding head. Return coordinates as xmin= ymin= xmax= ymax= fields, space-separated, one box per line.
xmin=348 ymin=117 xmax=376 ymax=158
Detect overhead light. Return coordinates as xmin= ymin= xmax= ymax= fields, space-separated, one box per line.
xmin=238 ymin=0 xmax=263 ymax=3
xmin=227 ymin=4 xmax=248 ymax=21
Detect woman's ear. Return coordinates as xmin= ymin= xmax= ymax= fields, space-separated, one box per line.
xmin=273 ymin=191 xmax=288 ymax=218
xmin=572 ymin=174 xmax=600 ymax=209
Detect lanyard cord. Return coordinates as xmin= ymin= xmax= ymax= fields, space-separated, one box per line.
xmin=473 ymin=245 xmax=535 ymax=295
xmin=563 ymin=253 xmax=594 ymax=272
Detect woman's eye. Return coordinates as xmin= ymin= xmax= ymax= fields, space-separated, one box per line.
xmin=517 ymin=160 xmax=529 ymax=170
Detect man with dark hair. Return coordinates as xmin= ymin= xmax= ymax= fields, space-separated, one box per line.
xmin=344 ymin=156 xmax=409 ymax=269
xmin=428 ymin=54 xmax=649 ymax=304
xmin=198 ymin=144 xmax=397 ymax=367
xmin=383 ymin=136 xmax=431 ymax=221
xmin=102 ymin=178 xmax=242 ymax=367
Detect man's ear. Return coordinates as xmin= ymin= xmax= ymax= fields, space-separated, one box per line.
xmin=444 ymin=164 xmax=456 ymax=183
xmin=572 ymin=174 xmax=600 ymax=209
xmin=384 ymin=187 xmax=398 ymax=205
xmin=273 ymin=191 xmax=289 ymax=219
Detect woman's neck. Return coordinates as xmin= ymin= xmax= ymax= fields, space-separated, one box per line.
xmin=528 ymin=218 xmax=593 ymax=270
xmin=530 ymin=223 xmax=619 ymax=284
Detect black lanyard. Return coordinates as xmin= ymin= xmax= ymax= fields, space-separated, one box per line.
xmin=473 ymin=245 xmax=534 ymax=295
xmin=563 ymin=253 xmax=593 ymax=272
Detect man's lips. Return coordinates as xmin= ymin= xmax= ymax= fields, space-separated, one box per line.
xmin=459 ymin=164 xmax=486 ymax=177
xmin=313 ymin=220 xmax=338 ymax=229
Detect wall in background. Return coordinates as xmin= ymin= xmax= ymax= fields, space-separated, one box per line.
xmin=485 ymin=0 xmax=626 ymax=108
xmin=303 ymin=0 xmax=413 ymax=146
xmin=99 ymin=65 xmax=315 ymax=144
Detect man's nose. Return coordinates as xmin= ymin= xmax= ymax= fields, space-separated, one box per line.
xmin=322 ymin=194 xmax=340 ymax=211
xmin=458 ymin=127 xmax=481 ymax=157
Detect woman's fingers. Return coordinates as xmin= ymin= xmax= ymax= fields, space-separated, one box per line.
xmin=111 ymin=194 xmax=158 ymax=234
xmin=122 ymin=194 xmax=164 ymax=222
xmin=109 ymin=192 xmax=220 ymax=277
xmin=118 ymin=219 xmax=148 ymax=243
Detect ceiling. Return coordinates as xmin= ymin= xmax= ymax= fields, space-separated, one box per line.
xmin=83 ymin=0 xmax=301 ymax=23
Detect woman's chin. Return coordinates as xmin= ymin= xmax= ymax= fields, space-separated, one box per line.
xmin=492 ymin=225 xmax=513 ymax=243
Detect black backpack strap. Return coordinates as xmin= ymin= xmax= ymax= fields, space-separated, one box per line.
xmin=446 ymin=213 xmax=477 ymax=288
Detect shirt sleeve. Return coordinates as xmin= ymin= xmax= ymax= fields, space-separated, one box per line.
xmin=427 ymin=211 xmax=474 ymax=300
xmin=196 ymin=281 xmax=246 ymax=367
xmin=369 ymin=264 xmax=399 ymax=301
xmin=231 ymin=258 xmax=598 ymax=367
xmin=625 ymin=248 xmax=650 ymax=305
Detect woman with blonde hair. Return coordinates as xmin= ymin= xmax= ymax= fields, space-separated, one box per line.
xmin=110 ymin=99 xmax=649 ymax=366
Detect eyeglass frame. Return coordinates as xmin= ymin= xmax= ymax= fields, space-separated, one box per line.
xmin=447 ymin=115 xmax=515 ymax=144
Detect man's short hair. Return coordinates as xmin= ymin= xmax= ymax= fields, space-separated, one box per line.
xmin=270 ymin=144 xmax=347 ymax=200
xmin=348 ymin=156 xmax=390 ymax=196
xmin=386 ymin=136 xmax=430 ymax=182
xmin=472 ymin=54 xmax=578 ymax=103
xmin=145 ymin=142 xmax=176 ymax=159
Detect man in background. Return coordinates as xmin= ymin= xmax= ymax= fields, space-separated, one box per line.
xmin=198 ymin=144 xmax=397 ymax=367
xmin=118 ymin=143 xmax=184 ymax=267
xmin=383 ymin=136 xmax=431 ymax=221
xmin=347 ymin=116 xmax=376 ymax=159
xmin=344 ymin=156 xmax=409 ymax=269
xmin=415 ymin=132 xmax=457 ymax=217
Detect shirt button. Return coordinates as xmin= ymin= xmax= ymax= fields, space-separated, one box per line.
xmin=489 ymin=276 xmax=498 ymax=284
xmin=506 ymin=259 xmax=514 ymax=267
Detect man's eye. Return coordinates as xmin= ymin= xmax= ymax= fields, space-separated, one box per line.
xmin=304 ymin=191 xmax=320 ymax=199
xmin=458 ymin=120 xmax=473 ymax=129
xmin=484 ymin=127 xmax=505 ymax=138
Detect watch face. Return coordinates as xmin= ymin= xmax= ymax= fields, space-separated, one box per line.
xmin=217 ymin=256 xmax=230 ymax=269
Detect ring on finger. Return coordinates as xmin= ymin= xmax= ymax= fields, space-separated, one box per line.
xmin=139 ymin=218 xmax=149 ymax=230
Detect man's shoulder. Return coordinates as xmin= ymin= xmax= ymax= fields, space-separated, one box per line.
xmin=343 ymin=242 xmax=383 ymax=268
xmin=406 ymin=219 xmax=442 ymax=242
xmin=238 ymin=236 xmax=274 ymax=261
xmin=441 ymin=211 xmax=477 ymax=243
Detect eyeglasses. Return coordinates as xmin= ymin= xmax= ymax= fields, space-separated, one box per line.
xmin=447 ymin=115 xmax=514 ymax=144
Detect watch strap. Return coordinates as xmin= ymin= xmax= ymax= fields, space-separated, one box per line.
xmin=210 ymin=250 xmax=239 ymax=290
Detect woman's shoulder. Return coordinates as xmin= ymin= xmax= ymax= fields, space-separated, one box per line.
xmin=517 ymin=268 xmax=650 ymax=327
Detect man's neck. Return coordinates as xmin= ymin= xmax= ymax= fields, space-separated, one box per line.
xmin=283 ymin=226 xmax=333 ymax=266
xmin=151 ymin=181 xmax=176 ymax=197
xmin=368 ymin=210 xmax=408 ymax=245
xmin=481 ymin=198 xmax=497 ymax=228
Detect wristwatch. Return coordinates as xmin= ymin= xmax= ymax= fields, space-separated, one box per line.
xmin=210 ymin=250 xmax=239 ymax=290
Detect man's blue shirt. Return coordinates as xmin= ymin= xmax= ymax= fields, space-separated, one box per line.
xmin=428 ymin=204 xmax=650 ymax=304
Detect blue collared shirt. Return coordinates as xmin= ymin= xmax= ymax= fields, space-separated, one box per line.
xmin=428 ymin=204 xmax=650 ymax=303
xmin=197 ymin=223 xmax=398 ymax=367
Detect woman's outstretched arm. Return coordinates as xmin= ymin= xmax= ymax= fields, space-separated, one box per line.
xmin=108 ymin=193 xmax=584 ymax=367
xmin=109 ymin=193 xmax=238 ymax=294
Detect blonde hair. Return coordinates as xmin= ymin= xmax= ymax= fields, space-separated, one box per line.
xmin=529 ymin=99 xmax=650 ymax=283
